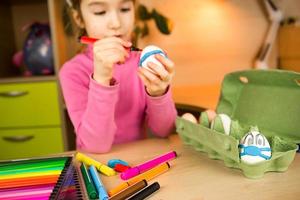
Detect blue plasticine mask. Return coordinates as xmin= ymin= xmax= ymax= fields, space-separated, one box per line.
xmin=239 ymin=144 xmax=271 ymax=160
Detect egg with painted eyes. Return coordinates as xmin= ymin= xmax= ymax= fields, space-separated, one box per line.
xmin=239 ymin=130 xmax=272 ymax=164
xmin=139 ymin=45 xmax=167 ymax=74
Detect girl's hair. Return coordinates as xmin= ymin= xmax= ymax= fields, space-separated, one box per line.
xmin=63 ymin=0 xmax=85 ymax=37
xmin=63 ymin=0 xmax=136 ymax=38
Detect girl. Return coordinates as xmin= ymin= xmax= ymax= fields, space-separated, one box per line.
xmin=60 ymin=0 xmax=177 ymax=153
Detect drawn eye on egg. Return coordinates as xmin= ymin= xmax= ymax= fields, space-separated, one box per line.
xmin=244 ymin=133 xmax=254 ymax=146
xmin=255 ymin=134 xmax=265 ymax=146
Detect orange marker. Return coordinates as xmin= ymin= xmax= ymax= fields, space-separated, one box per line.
xmin=108 ymin=162 xmax=170 ymax=196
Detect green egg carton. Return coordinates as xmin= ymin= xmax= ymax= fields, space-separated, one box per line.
xmin=176 ymin=70 xmax=300 ymax=179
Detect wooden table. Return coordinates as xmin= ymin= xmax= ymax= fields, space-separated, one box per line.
xmin=81 ymin=135 xmax=300 ymax=200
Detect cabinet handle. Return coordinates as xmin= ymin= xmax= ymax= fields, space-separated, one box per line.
xmin=0 ymin=91 xmax=29 ymax=97
xmin=3 ymin=135 xmax=34 ymax=142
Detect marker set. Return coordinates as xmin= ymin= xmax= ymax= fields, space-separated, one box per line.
xmin=0 ymin=156 xmax=85 ymax=200
xmin=75 ymin=151 xmax=177 ymax=200
xmin=0 ymin=151 xmax=177 ymax=200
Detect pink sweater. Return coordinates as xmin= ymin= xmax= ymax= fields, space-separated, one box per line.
xmin=59 ymin=45 xmax=177 ymax=153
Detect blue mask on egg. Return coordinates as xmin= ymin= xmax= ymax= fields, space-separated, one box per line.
xmin=139 ymin=50 xmax=167 ymax=66
xmin=238 ymin=144 xmax=271 ymax=160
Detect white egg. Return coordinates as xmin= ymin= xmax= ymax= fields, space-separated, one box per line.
xmin=239 ymin=130 xmax=272 ymax=164
xmin=210 ymin=113 xmax=231 ymax=135
xmin=181 ymin=113 xmax=198 ymax=123
xmin=139 ymin=45 xmax=167 ymax=73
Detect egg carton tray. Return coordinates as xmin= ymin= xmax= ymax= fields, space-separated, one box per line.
xmin=176 ymin=70 xmax=300 ymax=179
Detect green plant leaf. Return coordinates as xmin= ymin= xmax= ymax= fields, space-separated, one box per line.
xmin=152 ymin=9 xmax=173 ymax=35
xmin=137 ymin=5 xmax=152 ymax=20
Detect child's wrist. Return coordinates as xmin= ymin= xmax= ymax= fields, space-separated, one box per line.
xmin=92 ymin=74 xmax=112 ymax=86
xmin=146 ymin=87 xmax=168 ymax=97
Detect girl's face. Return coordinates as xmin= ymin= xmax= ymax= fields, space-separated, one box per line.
xmin=79 ymin=0 xmax=135 ymax=41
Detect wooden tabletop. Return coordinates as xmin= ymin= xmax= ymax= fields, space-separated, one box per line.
xmin=80 ymin=135 xmax=300 ymax=200
xmin=172 ymin=85 xmax=221 ymax=110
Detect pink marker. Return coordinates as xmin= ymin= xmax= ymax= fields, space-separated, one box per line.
xmin=78 ymin=36 xmax=141 ymax=51
xmin=120 ymin=151 xmax=177 ymax=180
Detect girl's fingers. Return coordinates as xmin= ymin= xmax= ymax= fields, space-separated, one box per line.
xmin=155 ymin=54 xmax=175 ymax=74
xmin=95 ymin=50 xmax=127 ymax=64
xmin=138 ymin=68 xmax=161 ymax=85
xmin=147 ymin=62 xmax=170 ymax=82
xmin=138 ymin=70 xmax=151 ymax=87
xmin=94 ymin=42 xmax=129 ymax=57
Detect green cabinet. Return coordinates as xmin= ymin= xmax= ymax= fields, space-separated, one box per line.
xmin=0 ymin=81 xmax=65 ymax=160
xmin=0 ymin=0 xmax=71 ymax=160
xmin=0 ymin=82 xmax=61 ymax=128
xmin=0 ymin=127 xmax=64 ymax=160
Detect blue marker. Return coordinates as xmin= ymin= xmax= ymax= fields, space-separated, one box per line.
xmin=107 ymin=159 xmax=129 ymax=168
xmin=88 ymin=165 xmax=109 ymax=200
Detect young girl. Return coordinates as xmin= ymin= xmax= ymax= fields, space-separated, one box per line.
xmin=60 ymin=0 xmax=177 ymax=153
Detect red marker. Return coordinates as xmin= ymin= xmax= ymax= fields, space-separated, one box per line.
xmin=79 ymin=36 xmax=141 ymax=51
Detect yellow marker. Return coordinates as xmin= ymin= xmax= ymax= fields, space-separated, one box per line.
xmin=75 ymin=152 xmax=116 ymax=176
xmin=108 ymin=162 xmax=170 ymax=196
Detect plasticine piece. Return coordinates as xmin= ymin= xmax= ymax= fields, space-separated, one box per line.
xmin=239 ymin=127 xmax=272 ymax=164
xmin=139 ymin=45 xmax=167 ymax=73
xmin=107 ymin=159 xmax=129 ymax=169
xmin=114 ymin=164 xmax=131 ymax=173
xmin=210 ymin=114 xmax=231 ymax=135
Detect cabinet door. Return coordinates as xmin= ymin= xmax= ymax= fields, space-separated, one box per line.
xmin=0 ymin=127 xmax=64 ymax=160
xmin=0 ymin=81 xmax=61 ymax=128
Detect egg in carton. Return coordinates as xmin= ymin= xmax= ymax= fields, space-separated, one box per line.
xmin=239 ymin=127 xmax=272 ymax=164
xmin=181 ymin=113 xmax=198 ymax=124
xmin=210 ymin=113 xmax=232 ymax=135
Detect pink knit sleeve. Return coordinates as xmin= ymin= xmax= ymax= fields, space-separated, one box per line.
xmin=59 ymin=63 xmax=119 ymax=153
xmin=145 ymin=88 xmax=177 ymax=137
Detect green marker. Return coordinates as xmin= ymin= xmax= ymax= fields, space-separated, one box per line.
xmin=80 ymin=162 xmax=98 ymax=199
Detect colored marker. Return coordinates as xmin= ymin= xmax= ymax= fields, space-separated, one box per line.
xmin=0 ymin=186 xmax=53 ymax=199
xmin=107 ymin=159 xmax=129 ymax=168
xmin=88 ymin=165 xmax=109 ymax=200
xmin=0 ymin=170 xmax=61 ymax=180
xmin=80 ymin=163 xmax=98 ymax=199
xmin=108 ymin=162 xmax=170 ymax=197
xmin=79 ymin=36 xmax=141 ymax=51
xmin=0 ymin=176 xmax=59 ymax=189
xmin=109 ymin=180 xmax=147 ymax=200
xmin=76 ymin=152 xmax=116 ymax=176
xmin=128 ymin=182 xmax=160 ymax=200
xmin=120 ymin=151 xmax=177 ymax=180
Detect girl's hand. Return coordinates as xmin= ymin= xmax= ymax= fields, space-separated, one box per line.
xmin=138 ymin=54 xmax=175 ymax=97
xmin=93 ymin=37 xmax=132 ymax=86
